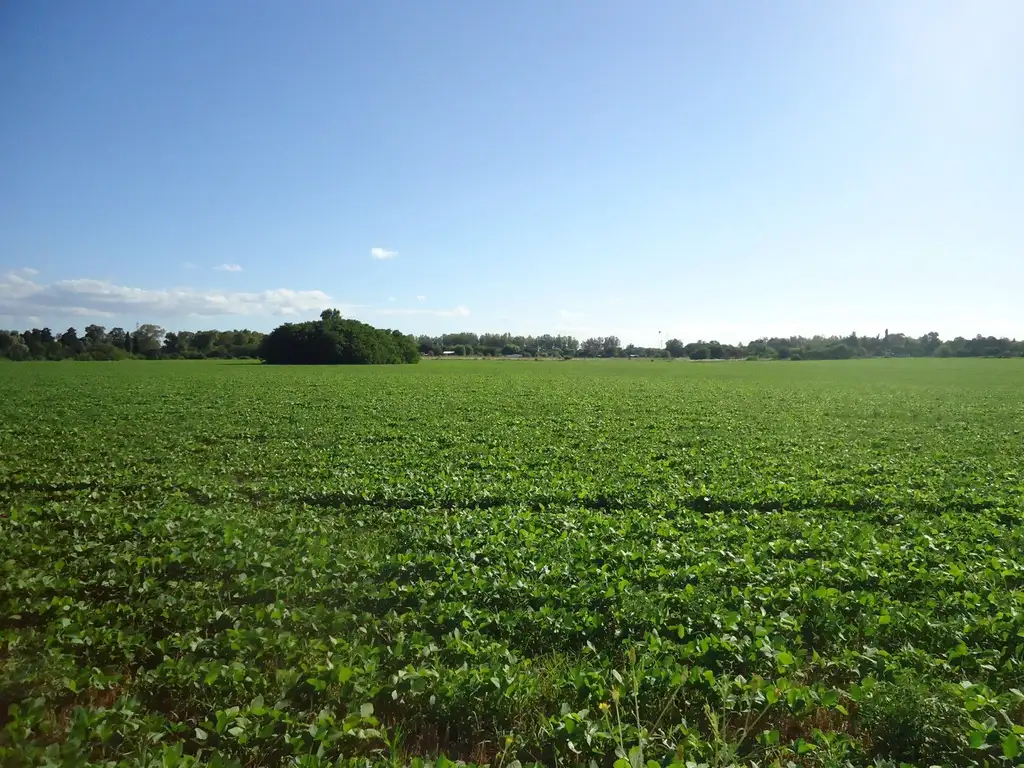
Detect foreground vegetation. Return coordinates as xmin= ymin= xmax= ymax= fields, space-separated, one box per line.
xmin=2 ymin=359 xmax=1024 ymax=766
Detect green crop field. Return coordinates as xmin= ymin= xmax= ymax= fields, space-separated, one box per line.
xmin=3 ymin=358 xmax=1024 ymax=767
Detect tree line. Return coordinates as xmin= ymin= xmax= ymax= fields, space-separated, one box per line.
xmin=2 ymin=322 xmax=1022 ymax=362
xmin=0 ymin=324 xmax=264 ymax=361
xmin=419 ymin=331 xmax=1024 ymax=360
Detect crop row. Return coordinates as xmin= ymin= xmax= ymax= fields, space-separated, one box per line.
xmin=2 ymin=359 xmax=1024 ymax=766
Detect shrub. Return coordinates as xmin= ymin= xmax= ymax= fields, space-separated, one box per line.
xmin=857 ymin=676 xmax=967 ymax=764
xmin=75 ymin=345 xmax=132 ymax=362
xmin=260 ymin=310 xmax=419 ymax=365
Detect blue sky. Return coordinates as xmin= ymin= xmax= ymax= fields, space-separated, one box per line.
xmin=1 ymin=1 xmax=1021 ymax=344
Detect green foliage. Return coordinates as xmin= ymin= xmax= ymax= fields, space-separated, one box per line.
xmin=2 ymin=359 xmax=1024 ymax=766
xmin=856 ymin=675 xmax=967 ymax=763
xmin=0 ymin=325 xmax=266 ymax=361
xmin=3 ymin=323 xmax=1024 ymax=363
xmin=259 ymin=310 xmax=419 ymax=365
xmin=665 ymin=338 xmax=686 ymax=358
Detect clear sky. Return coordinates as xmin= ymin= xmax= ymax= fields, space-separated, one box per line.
xmin=1 ymin=1 xmax=1021 ymax=344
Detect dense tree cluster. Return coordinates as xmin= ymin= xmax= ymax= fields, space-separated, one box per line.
xmin=419 ymin=331 xmax=1024 ymax=360
xmin=417 ymin=333 xmax=583 ymax=358
xmin=258 ymin=310 xmax=419 ymax=365
xmin=2 ymin=321 xmax=1022 ymax=362
xmin=416 ymin=333 xmax=660 ymax=358
xmin=0 ymin=324 xmax=263 ymax=361
xmin=663 ymin=331 xmax=1024 ymax=360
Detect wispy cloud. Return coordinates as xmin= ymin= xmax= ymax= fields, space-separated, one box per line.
xmin=416 ymin=295 xmax=426 ymax=301
xmin=14 ymin=267 xmax=39 ymax=277
xmin=215 ymin=264 xmax=243 ymax=272
xmin=66 ymin=306 xmax=115 ymax=318
xmin=0 ymin=270 xmax=330 ymax=320
xmin=555 ymin=324 xmax=594 ymax=334
xmin=371 ymin=247 xmax=398 ymax=260
xmin=373 ymin=305 xmax=470 ymax=317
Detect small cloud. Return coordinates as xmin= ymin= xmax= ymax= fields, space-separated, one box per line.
xmin=15 ymin=267 xmax=39 ymax=277
xmin=183 ymin=261 xmax=197 ymax=270
xmin=416 ymin=295 xmax=426 ymax=301
xmin=215 ymin=264 xmax=243 ymax=272
xmin=560 ymin=309 xmax=586 ymax=319
xmin=27 ymin=316 xmax=40 ymax=324
xmin=388 ymin=296 xmax=397 ymax=302
xmin=371 ymin=247 xmax=398 ymax=260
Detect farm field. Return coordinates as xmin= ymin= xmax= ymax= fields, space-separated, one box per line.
xmin=2 ymin=358 xmax=1024 ymax=767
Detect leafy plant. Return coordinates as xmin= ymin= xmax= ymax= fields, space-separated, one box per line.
xmin=2 ymin=358 xmax=1023 ymax=765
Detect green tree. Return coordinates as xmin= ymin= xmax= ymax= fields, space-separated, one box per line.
xmin=579 ymin=338 xmax=603 ymax=357
xmin=919 ymin=331 xmax=941 ymax=356
xmin=84 ymin=325 xmax=107 ymax=346
xmin=59 ymin=327 xmax=84 ymax=355
xmin=162 ymin=332 xmax=181 ymax=355
xmin=192 ymin=331 xmax=215 ymax=355
xmin=259 ymin=310 xmax=419 ymax=365
xmin=602 ymin=336 xmax=622 ymax=357
xmin=320 ymin=309 xmax=343 ymax=327
xmin=0 ymin=331 xmax=14 ymax=356
xmin=176 ymin=331 xmax=195 ymax=353
xmin=0 ymin=332 xmax=30 ymax=360
xmin=130 ymin=325 xmax=165 ymax=357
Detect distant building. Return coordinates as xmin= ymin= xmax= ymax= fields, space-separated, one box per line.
xmin=442 ymin=350 xmax=456 ymax=356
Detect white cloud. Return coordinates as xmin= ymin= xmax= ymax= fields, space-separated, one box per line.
xmin=388 ymin=296 xmax=397 ymax=302
xmin=416 ymin=295 xmax=426 ymax=301
xmin=215 ymin=264 xmax=243 ymax=272
xmin=183 ymin=261 xmax=197 ymax=270
xmin=559 ymin=309 xmax=586 ymax=319
xmin=373 ymin=305 xmax=470 ymax=317
xmin=371 ymin=247 xmax=398 ymax=260
xmin=0 ymin=270 xmax=330 ymax=320
xmin=67 ymin=307 xmax=115 ymax=318
xmin=3 ymin=270 xmax=37 ymax=296
xmin=14 ymin=267 xmax=39 ymax=277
